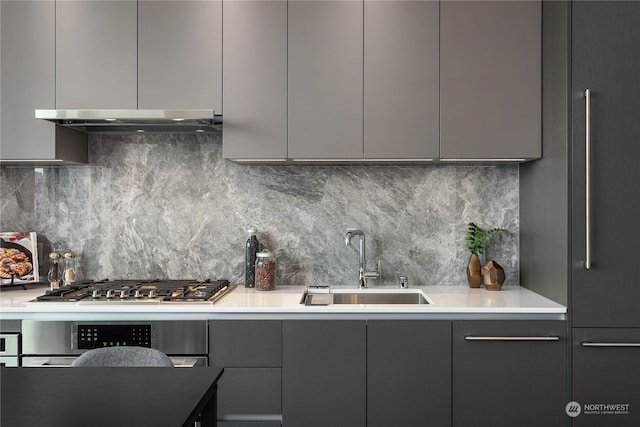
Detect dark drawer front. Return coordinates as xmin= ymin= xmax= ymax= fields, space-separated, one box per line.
xmin=453 ymin=320 xmax=567 ymax=427
xmin=573 ymin=328 xmax=640 ymax=427
xmin=217 ymin=367 xmax=281 ymax=415
xmin=209 ymin=320 xmax=282 ymax=367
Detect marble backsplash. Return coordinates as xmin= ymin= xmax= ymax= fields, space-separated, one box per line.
xmin=0 ymin=133 xmax=519 ymax=287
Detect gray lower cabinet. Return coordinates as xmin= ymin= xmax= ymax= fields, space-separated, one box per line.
xmin=452 ymin=321 xmax=567 ymax=427
xmin=367 ymin=320 xmax=451 ymax=427
xmin=222 ymin=0 xmax=287 ymax=160
xmin=209 ymin=320 xmax=282 ymax=425
xmin=282 ymin=320 xmax=366 ymax=427
xmin=56 ymin=0 xmax=137 ymax=109
xmin=287 ymin=0 xmax=364 ymax=159
xmin=572 ymin=328 xmax=640 ymax=427
xmin=138 ymin=0 xmax=221 ymax=111
xmin=0 ymin=1 xmax=86 ymax=163
xmin=363 ymin=0 xmax=439 ymax=160
xmin=440 ymin=1 xmax=541 ymax=160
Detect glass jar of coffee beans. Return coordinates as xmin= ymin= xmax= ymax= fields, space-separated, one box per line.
xmin=255 ymin=251 xmax=276 ymax=291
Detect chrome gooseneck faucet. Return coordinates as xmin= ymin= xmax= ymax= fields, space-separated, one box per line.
xmin=345 ymin=228 xmax=381 ymax=288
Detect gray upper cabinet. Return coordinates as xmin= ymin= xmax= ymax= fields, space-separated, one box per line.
xmin=222 ymin=0 xmax=287 ymax=160
xmin=56 ymin=0 xmax=137 ymax=109
xmin=440 ymin=1 xmax=541 ymax=160
xmin=1 ymin=0 xmax=54 ymax=158
xmin=138 ymin=0 xmax=221 ymax=111
xmin=56 ymin=0 xmax=221 ymax=111
xmin=288 ymin=0 xmax=364 ymax=159
xmin=1 ymin=0 xmax=86 ymax=163
xmin=364 ymin=0 xmax=439 ymax=160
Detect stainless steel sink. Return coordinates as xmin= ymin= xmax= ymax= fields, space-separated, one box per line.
xmin=301 ymin=289 xmax=430 ymax=305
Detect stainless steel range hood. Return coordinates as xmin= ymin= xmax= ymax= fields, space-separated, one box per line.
xmin=35 ymin=109 xmax=222 ymax=134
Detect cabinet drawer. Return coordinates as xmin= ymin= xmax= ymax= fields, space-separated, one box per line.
xmin=217 ymin=367 xmax=281 ymax=416
xmin=453 ymin=320 xmax=566 ymax=427
xmin=573 ymin=328 xmax=640 ymax=426
xmin=209 ymin=320 xmax=282 ymax=367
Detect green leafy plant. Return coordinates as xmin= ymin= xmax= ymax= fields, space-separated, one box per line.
xmin=465 ymin=222 xmax=505 ymax=256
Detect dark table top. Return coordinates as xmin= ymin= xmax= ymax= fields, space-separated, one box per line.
xmin=1 ymin=366 xmax=224 ymax=427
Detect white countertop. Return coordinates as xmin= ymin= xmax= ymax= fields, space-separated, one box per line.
xmin=0 ymin=284 xmax=566 ymax=321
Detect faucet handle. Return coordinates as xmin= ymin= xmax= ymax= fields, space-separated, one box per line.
xmin=363 ymin=260 xmax=381 ymax=280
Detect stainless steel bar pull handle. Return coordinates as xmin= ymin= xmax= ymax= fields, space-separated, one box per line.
xmin=581 ymin=342 xmax=640 ymax=348
xmin=584 ymin=88 xmax=592 ymax=270
xmin=464 ymin=336 xmax=560 ymax=342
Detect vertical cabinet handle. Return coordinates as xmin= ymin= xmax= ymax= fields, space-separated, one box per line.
xmin=584 ymin=88 xmax=592 ymax=270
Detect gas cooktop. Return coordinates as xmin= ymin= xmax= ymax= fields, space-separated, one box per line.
xmin=29 ymin=279 xmax=236 ymax=305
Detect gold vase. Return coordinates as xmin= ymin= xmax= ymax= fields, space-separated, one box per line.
xmin=466 ymin=253 xmax=482 ymax=288
xmin=482 ymin=260 xmax=505 ymax=291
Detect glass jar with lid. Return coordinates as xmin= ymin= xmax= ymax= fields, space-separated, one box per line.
xmin=62 ymin=250 xmax=76 ymax=286
xmin=255 ymin=251 xmax=276 ymax=291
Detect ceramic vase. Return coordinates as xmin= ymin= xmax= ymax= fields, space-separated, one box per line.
xmin=466 ymin=253 xmax=482 ymax=288
xmin=482 ymin=260 xmax=505 ymax=291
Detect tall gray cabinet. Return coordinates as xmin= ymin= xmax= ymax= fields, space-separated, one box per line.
xmin=363 ymin=0 xmax=439 ymax=159
xmin=571 ymin=3 xmax=640 ymax=425
xmin=440 ymin=1 xmax=541 ymax=160
xmin=521 ymin=2 xmax=640 ymax=426
xmin=0 ymin=0 xmax=86 ymax=163
xmin=222 ymin=0 xmax=287 ymax=160
xmin=288 ymin=0 xmax=364 ymax=159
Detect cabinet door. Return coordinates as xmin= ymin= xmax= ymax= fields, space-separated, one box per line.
xmin=573 ymin=328 xmax=640 ymax=427
xmin=571 ymin=1 xmax=640 ymax=328
xmin=138 ymin=0 xmax=221 ymax=110
xmin=56 ymin=0 xmax=137 ymax=109
xmin=282 ymin=320 xmax=366 ymax=427
xmin=453 ymin=321 xmax=566 ymax=427
xmin=222 ymin=0 xmax=287 ymax=160
xmin=210 ymin=321 xmax=282 ymax=422
xmin=367 ymin=320 xmax=451 ymax=427
xmin=364 ymin=0 xmax=439 ymax=159
xmin=440 ymin=1 xmax=541 ymax=160
xmin=288 ymin=1 xmax=363 ymax=159
xmin=1 ymin=0 xmax=56 ymax=160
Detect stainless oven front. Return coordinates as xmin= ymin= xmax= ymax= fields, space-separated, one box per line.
xmin=21 ymin=320 xmax=208 ymax=368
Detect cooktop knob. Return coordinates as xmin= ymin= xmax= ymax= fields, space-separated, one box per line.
xmin=106 ymin=290 xmax=115 ymax=299
xmin=148 ymin=289 xmax=157 ymax=298
xmin=92 ymin=290 xmax=101 ymax=299
xmin=119 ymin=290 xmax=129 ymax=299
xmin=134 ymin=289 xmax=143 ymax=298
